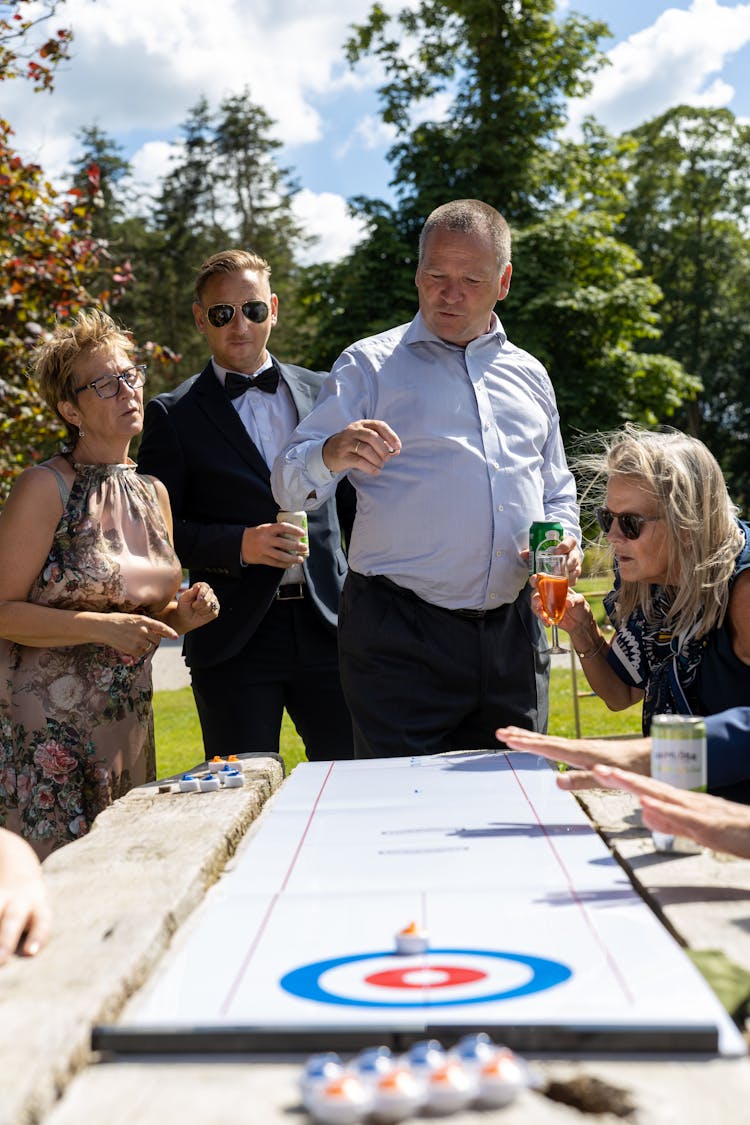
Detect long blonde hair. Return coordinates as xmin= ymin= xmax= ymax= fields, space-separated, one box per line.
xmin=576 ymin=425 xmax=743 ymax=639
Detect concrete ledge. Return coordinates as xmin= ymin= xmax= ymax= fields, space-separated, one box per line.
xmin=0 ymin=757 xmax=284 ymax=1125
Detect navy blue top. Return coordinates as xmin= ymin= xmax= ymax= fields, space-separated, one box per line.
xmin=604 ymin=521 xmax=750 ymax=735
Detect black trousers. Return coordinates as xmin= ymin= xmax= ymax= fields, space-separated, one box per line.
xmin=190 ymin=595 xmax=354 ymax=761
xmin=338 ymin=571 xmax=550 ymax=759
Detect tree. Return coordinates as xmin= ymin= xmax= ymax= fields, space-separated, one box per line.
xmin=615 ymin=106 xmax=750 ymax=504
xmin=302 ymin=0 xmax=698 ymax=435
xmin=0 ymin=2 xmax=159 ymax=498
xmin=503 ymin=210 xmax=699 ymax=440
xmin=347 ymin=0 xmax=609 ymax=224
xmin=148 ymin=91 xmax=308 ymax=379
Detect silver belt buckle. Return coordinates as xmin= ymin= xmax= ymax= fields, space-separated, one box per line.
xmin=276 ymin=583 xmax=305 ymax=601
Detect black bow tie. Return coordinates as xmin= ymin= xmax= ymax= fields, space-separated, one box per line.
xmin=225 ymin=367 xmax=279 ymax=398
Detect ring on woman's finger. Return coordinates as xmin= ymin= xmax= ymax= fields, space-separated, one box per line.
xmin=209 ymin=600 xmax=218 ymax=612
xmin=354 ymin=440 xmax=361 ymax=455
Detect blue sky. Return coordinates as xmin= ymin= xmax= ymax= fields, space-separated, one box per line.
xmin=6 ymin=0 xmax=750 ymax=262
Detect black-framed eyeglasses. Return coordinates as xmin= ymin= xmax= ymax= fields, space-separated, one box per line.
xmin=74 ymin=364 xmax=147 ymax=400
xmin=595 ymin=506 xmax=662 ymax=541
xmin=205 ymin=301 xmax=269 ymax=328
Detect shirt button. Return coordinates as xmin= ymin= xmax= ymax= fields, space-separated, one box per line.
xmin=489 ymin=593 xmax=497 ymax=601
xmin=497 ymin=505 xmax=504 ymax=512
xmin=496 ymin=550 xmax=503 ymax=557
xmin=484 ymin=423 xmax=490 ymax=431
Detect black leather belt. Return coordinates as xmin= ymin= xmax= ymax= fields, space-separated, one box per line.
xmin=276 ymin=583 xmax=306 ymax=601
xmin=367 ymin=574 xmax=505 ymax=619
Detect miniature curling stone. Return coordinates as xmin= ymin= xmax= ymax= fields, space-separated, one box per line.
xmin=394 ymin=921 xmax=429 ymax=955
xmin=300 ymin=1052 xmax=345 ymax=1105
xmin=451 ymin=1031 xmax=497 ymax=1072
xmin=423 ymin=1059 xmax=475 ymax=1115
xmin=351 ymin=1045 xmax=395 ymax=1086
xmin=370 ymin=1063 xmax=423 ymax=1123
xmin=178 ymin=773 xmax=199 ymax=793
xmin=305 ymin=1073 xmax=373 ymax=1125
xmin=475 ymin=1047 xmax=528 ymax=1108
xmin=220 ymin=767 xmax=244 ymax=788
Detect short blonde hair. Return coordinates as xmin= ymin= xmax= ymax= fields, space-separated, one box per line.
xmin=577 ymin=425 xmax=742 ymax=639
xmin=32 ymin=309 xmax=134 ymax=442
xmin=193 ymin=248 xmax=272 ymax=303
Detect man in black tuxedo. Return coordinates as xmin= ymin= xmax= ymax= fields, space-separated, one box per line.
xmin=137 ymin=249 xmax=354 ymax=760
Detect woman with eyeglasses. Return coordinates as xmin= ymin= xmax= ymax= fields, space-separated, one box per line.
xmin=0 ymin=309 xmax=220 ymax=857
xmin=530 ymin=425 xmax=750 ymax=734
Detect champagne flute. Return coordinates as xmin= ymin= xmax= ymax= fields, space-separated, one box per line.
xmin=536 ymin=553 xmax=569 ymax=655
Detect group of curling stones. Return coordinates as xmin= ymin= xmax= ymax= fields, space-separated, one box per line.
xmin=300 ymin=1033 xmax=534 ymax=1123
xmin=178 ymin=755 xmax=244 ymax=792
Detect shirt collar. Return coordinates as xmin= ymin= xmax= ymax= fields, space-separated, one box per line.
xmin=404 ymin=310 xmax=506 ymax=350
xmin=212 ymin=353 xmax=274 ymax=387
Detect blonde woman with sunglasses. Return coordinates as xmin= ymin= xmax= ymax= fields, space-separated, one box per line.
xmin=531 ymin=426 xmax=750 ymax=733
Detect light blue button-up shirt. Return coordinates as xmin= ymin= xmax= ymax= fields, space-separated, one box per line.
xmin=271 ymin=312 xmax=580 ymax=611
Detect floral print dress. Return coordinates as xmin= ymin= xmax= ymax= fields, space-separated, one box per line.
xmin=0 ymin=458 xmax=182 ymax=852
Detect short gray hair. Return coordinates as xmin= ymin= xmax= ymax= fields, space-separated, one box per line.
xmin=419 ymin=200 xmax=511 ymax=272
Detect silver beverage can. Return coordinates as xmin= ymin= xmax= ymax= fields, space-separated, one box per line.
xmin=276 ymin=509 xmax=309 ymax=553
xmin=650 ymin=714 xmax=707 ymax=853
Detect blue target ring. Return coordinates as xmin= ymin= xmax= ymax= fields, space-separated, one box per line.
xmin=280 ymin=948 xmax=571 ymax=1009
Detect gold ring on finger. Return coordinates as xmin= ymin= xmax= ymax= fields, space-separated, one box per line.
xmin=355 ymin=440 xmax=361 ymax=455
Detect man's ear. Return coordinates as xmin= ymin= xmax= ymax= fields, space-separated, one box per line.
xmin=497 ymin=263 xmax=512 ymax=302
xmin=193 ymin=300 xmax=207 ymax=335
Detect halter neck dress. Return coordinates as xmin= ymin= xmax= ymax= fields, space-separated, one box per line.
xmin=0 ymin=457 xmax=182 ymax=853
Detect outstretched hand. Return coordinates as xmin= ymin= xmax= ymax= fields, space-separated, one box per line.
xmin=495 ymin=726 xmax=651 ymax=791
xmin=593 ymin=766 xmax=750 ymax=859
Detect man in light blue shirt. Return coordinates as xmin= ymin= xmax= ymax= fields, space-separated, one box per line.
xmin=272 ymin=199 xmax=581 ymax=757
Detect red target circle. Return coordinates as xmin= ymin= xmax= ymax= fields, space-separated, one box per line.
xmin=363 ymin=964 xmax=487 ymax=990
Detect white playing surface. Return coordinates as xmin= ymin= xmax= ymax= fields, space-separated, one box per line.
xmin=117 ymin=752 xmax=744 ymax=1055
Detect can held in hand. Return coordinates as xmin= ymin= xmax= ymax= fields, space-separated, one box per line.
xmin=650 ymin=714 xmax=707 ymax=853
xmin=528 ymin=520 xmax=564 ymax=574
xmin=276 ymin=509 xmax=309 ymax=554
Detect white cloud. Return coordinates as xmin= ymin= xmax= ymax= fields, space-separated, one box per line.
xmin=5 ymin=0 xmax=392 ymax=168
xmin=291 ymin=189 xmax=369 ymax=264
xmin=337 ymin=115 xmax=397 ymax=158
xmin=566 ymin=0 xmax=750 ymax=135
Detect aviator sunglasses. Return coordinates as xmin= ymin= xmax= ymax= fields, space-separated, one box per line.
xmin=595 ymin=506 xmax=662 ymax=541
xmin=205 ymin=300 xmax=269 ymax=328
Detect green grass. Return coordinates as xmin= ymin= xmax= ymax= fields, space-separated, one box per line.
xmin=153 ymin=641 xmax=641 ymax=779
xmin=153 ymin=571 xmax=630 ymax=776
xmin=153 ymin=689 xmax=307 ymax=779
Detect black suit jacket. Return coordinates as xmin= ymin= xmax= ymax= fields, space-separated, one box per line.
xmin=137 ymin=359 xmax=354 ymax=670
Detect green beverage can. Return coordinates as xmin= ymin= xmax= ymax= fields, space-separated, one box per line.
xmin=276 ymin=509 xmax=309 ymax=554
xmin=650 ymin=714 xmax=707 ymax=853
xmin=529 ymin=520 xmax=564 ymax=574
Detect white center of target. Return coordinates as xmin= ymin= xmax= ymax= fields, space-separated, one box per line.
xmin=400 ymin=969 xmax=451 ymax=986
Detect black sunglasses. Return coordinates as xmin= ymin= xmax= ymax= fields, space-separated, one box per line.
xmin=595 ymin=506 xmax=662 ymax=541
xmin=205 ymin=301 xmax=269 ymax=328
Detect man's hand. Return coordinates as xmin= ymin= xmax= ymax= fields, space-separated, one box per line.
xmin=559 ymin=536 xmax=583 ymax=585
xmin=241 ymin=523 xmax=309 ymax=568
xmin=322 ymin=420 xmax=401 ymax=476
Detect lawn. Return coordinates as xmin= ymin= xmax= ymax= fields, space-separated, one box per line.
xmin=153 ymin=583 xmax=641 ymax=779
